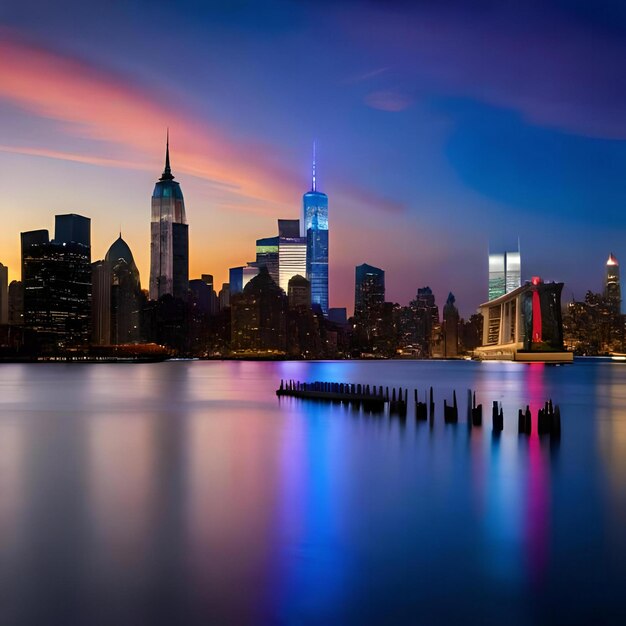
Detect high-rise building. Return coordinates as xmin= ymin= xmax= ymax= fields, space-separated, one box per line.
xmin=229 ymin=265 xmax=260 ymax=296
xmin=410 ymin=287 xmax=439 ymax=357
xmin=278 ymin=219 xmax=307 ymax=292
xmin=354 ymin=264 xmax=385 ymax=318
xmin=219 ymin=283 xmax=230 ymax=309
xmin=91 ymin=260 xmax=111 ymax=346
xmin=442 ymin=292 xmax=459 ymax=358
xmin=302 ymin=143 xmax=329 ymax=315
xmin=287 ymin=274 xmax=311 ymax=309
xmin=489 ymin=247 xmax=521 ymax=301
xmin=255 ymin=236 xmax=280 ymax=285
xmin=605 ymin=253 xmax=621 ymax=313
xmin=8 ymin=281 xmax=23 ymax=325
xmin=150 ymin=133 xmax=189 ymax=301
xmin=354 ymin=264 xmax=385 ymax=351
xmin=230 ymin=267 xmax=287 ymax=353
xmin=0 ymin=262 xmax=8 ymax=325
xmin=106 ymin=235 xmax=142 ymax=344
xmin=21 ymin=214 xmax=92 ymax=350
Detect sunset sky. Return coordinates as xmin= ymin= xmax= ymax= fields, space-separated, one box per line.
xmin=1 ymin=0 xmax=626 ymax=315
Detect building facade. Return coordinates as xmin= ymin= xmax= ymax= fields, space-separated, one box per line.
xmin=302 ymin=146 xmax=329 ymax=315
xmin=278 ymin=219 xmax=307 ymax=293
xmin=149 ymin=134 xmax=189 ymax=301
xmin=489 ymin=248 xmax=521 ymax=301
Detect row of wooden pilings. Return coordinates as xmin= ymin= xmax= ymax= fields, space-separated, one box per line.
xmin=277 ymin=380 xmax=561 ymax=435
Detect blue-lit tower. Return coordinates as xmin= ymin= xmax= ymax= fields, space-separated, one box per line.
xmin=302 ymin=142 xmax=329 ymax=315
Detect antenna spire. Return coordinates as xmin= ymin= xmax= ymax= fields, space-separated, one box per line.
xmin=160 ymin=128 xmax=174 ymax=181
xmin=312 ymin=140 xmax=317 ymax=192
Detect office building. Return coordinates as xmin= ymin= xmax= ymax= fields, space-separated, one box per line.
xmin=354 ymin=264 xmax=385 ymax=350
xmin=302 ymin=143 xmax=329 ymax=315
xmin=489 ymin=247 xmax=521 ymax=301
xmin=229 ymin=265 xmax=260 ymax=296
xmin=255 ymin=236 xmax=280 ymax=285
xmin=149 ymin=132 xmax=189 ymax=301
xmin=21 ymin=214 xmax=91 ymax=350
xmin=278 ymin=219 xmax=307 ymax=292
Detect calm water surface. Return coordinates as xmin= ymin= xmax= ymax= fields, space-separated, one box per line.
xmin=0 ymin=359 xmax=625 ymax=625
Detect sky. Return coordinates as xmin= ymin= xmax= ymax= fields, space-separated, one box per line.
xmin=1 ymin=0 xmax=626 ymax=316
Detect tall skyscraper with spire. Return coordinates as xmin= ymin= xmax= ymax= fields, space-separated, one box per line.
xmin=149 ymin=132 xmax=189 ymax=301
xmin=605 ymin=252 xmax=621 ymax=313
xmin=302 ymin=142 xmax=329 ymax=315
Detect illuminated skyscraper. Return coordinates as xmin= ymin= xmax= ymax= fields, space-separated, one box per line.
xmin=488 ymin=246 xmax=521 ymax=301
xmin=255 ymin=236 xmax=280 ymax=285
xmin=150 ymin=132 xmax=189 ymax=301
xmin=278 ymin=219 xmax=306 ymax=292
xmin=302 ymin=143 xmax=329 ymax=315
xmin=605 ymin=253 xmax=621 ymax=312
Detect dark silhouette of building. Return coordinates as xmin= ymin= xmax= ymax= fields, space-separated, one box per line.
xmin=288 ymin=274 xmax=311 ymax=309
xmin=605 ymin=253 xmax=621 ymax=314
xmin=442 ymin=292 xmax=459 ymax=358
xmin=230 ymin=267 xmax=287 ymax=354
xmin=0 ymin=262 xmax=7 ymax=325
xmin=353 ymin=263 xmax=385 ymax=354
xmin=219 ymin=283 xmax=230 ymax=309
xmin=107 ymin=235 xmax=142 ymax=344
xmin=411 ymin=286 xmax=439 ymax=357
xmin=21 ymin=214 xmax=91 ymax=352
xmin=150 ymin=132 xmax=189 ymax=301
xmin=91 ymin=260 xmax=111 ymax=345
xmin=8 ymin=280 xmax=23 ymax=325
xmin=328 ymin=307 xmax=347 ymax=326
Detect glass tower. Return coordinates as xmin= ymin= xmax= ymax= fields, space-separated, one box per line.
xmin=150 ymin=132 xmax=189 ymax=301
xmin=302 ymin=143 xmax=329 ymax=315
xmin=488 ymin=247 xmax=521 ymax=301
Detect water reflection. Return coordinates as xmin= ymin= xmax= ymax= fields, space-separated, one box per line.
xmin=0 ymin=361 xmax=623 ymax=624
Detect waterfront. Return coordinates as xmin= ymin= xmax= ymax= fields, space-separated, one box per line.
xmin=0 ymin=359 xmax=625 ymax=625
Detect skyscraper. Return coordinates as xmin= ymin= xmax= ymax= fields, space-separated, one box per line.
xmin=91 ymin=260 xmax=111 ymax=346
xmin=302 ymin=143 xmax=329 ymax=315
xmin=255 ymin=236 xmax=280 ymax=285
xmin=605 ymin=253 xmax=621 ymax=313
xmin=150 ymin=132 xmax=189 ymax=301
xmin=0 ymin=262 xmax=8 ymax=325
xmin=21 ymin=214 xmax=91 ymax=350
xmin=442 ymin=292 xmax=459 ymax=358
xmin=278 ymin=219 xmax=307 ymax=292
xmin=8 ymin=281 xmax=23 ymax=325
xmin=287 ymin=274 xmax=311 ymax=309
xmin=354 ymin=263 xmax=385 ymax=318
xmin=107 ymin=235 xmax=142 ymax=343
xmin=488 ymin=247 xmax=521 ymax=301
xmin=354 ymin=263 xmax=385 ymax=350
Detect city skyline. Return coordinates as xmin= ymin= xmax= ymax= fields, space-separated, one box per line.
xmin=2 ymin=1 xmax=626 ymax=316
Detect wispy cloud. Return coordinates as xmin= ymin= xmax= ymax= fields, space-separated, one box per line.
xmin=0 ymin=28 xmax=405 ymax=217
xmin=364 ymin=90 xmax=413 ymax=112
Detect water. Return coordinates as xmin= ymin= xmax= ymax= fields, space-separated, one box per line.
xmin=0 ymin=359 xmax=625 ymax=625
